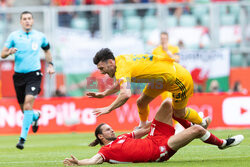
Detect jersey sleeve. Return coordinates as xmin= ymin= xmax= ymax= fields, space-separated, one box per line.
xmin=152 ymin=47 xmax=158 ymax=55
xmin=115 ymin=57 xmax=131 ymax=85
xmin=41 ymin=33 xmax=49 ymax=48
xmin=172 ymin=46 xmax=180 ymax=55
xmin=4 ymin=33 xmax=14 ymax=48
xmin=98 ymin=147 xmax=108 ymax=162
xmin=152 ymin=46 xmax=161 ymax=56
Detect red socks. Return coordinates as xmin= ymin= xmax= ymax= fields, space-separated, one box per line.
xmin=200 ymin=131 xmax=224 ymax=146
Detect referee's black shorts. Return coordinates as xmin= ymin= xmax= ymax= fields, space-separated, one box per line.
xmin=13 ymin=70 xmax=42 ymax=104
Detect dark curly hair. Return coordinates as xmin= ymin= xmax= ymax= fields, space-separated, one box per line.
xmin=93 ymin=48 xmax=115 ymax=65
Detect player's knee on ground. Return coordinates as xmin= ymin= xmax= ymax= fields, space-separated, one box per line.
xmin=191 ymin=125 xmax=206 ymax=138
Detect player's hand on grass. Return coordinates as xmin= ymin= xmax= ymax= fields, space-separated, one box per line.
xmin=92 ymin=107 xmax=111 ymax=117
xmin=86 ymin=92 xmax=105 ymax=98
xmin=63 ymin=155 xmax=79 ymax=166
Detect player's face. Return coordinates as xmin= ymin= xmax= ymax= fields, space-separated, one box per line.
xmin=20 ymin=13 xmax=34 ymax=32
xmin=101 ymin=124 xmax=116 ymax=141
xmin=97 ymin=60 xmax=115 ymax=78
xmin=160 ymin=34 xmax=168 ymax=45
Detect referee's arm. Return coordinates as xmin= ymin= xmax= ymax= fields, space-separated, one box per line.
xmin=42 ymin=43 xmax=55 ymax=75
xmin=1 ymin=46 xmax=17 ymax=59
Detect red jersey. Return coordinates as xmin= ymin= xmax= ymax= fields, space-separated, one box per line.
xmin=98 ymin=120 xmax=176 ymax=163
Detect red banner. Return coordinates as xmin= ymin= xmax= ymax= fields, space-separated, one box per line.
xmin=0 ymin=93 xmax=250 ymax=135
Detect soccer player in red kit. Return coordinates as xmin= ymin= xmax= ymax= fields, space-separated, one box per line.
xmin=63 ymin=99 xmax=244 ymax=166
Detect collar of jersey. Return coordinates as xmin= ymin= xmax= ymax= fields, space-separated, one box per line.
xmin=20 ymin=29 xmax=33 ymax=35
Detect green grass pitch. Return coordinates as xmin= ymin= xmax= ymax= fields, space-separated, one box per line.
xmin=0 ymin=129 xmax=249 ymax=167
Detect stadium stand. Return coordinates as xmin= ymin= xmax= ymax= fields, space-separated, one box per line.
xmin=125 ymin=16 xmax=142 ymax=32
xmin=231 ymin=54 xmax=244 ymax=67
xmin=200 ymin=14 xmax=210 ymax=27
xmin=179 ymin=14 xmax=197 ymax=27
xmin=143 ymin=16 xmax=158 ymax=30
xmin=221 ymin=14 xmax=237 ymax=25
xmin=71 ymin=17 xmax=88 ymax=30
xmin=166 ymin=16 xmax=178 ymax=27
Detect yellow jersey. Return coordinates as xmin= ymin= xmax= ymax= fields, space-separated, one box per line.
xmin=115 ymin=54 xmax=193 ymax=109
xmin=152 ymin=44 xmax=180 ymax=100
xmin=152 ymin=44 xmax=180 ymax=59
xmin=115 ymin=54 xmax=176 ymax=85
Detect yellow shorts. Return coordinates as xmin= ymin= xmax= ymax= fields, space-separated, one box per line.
xmin=161 ymin=91 xmax=172 ymax=100
xmin=143 ymin=63 xmax=193 ymax=110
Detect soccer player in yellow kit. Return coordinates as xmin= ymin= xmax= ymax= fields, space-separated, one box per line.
xmin=152 ymin=32 xmax=182 ymax=130
xmin=152 ymin=31 xmax=180 ymax=101
xmin=87 ymin=48 xmax=210 ymax=129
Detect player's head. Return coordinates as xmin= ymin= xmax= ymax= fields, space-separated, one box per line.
xmin=89 ymin=123 xmax=116 ymax=147
xmin=20 ymin=11 xmax=34 ymax=32
xmin=94 ymin=48 xmax=116 ymax=78
xmin=160 ymin=31 xmax=169 ymax=45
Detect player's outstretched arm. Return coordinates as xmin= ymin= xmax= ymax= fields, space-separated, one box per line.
xmin=63 ymin=154 xmax=103 ymax=166
xmin=86 ymin=81 xmax=120 ymax=98
xmin=92 ymin=81 xmax=131 ymax=117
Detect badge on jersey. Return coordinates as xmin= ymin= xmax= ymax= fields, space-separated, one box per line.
xmin=32 ymin=42 xmax=38 ymax=50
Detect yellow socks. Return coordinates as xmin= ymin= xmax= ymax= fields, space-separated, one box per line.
xmin=184 ymin=107 xmax=203 ymax=124
xmin=138 ymin=105 xmax=150 ymax=123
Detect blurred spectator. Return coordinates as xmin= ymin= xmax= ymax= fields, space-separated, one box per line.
xmin=52 ymin=0 xmax=74 ymax=27
xmin=0 ymin=0 xmax=14 ymax=7
xmin=152 ymin=31 xmax=180 ymax=62
xmin=53 ymin=0 xmax=74 ymax=5
xmin=178 ymin=40 xmax=185 ymax=49
xmin=124 ymin=0 xmax=152 ymax=18
xmin=42 ymin=0 xmax=50 ymax=5
xmin=209 ymin=80 xmax=220 ymax=93
xmin=174 ymin=5 xmax=191 ymax=21
xmin=53 ymin=85 xmax=67 ymax=97
xmin=194 ymin=83 xmax=203 ymax=93
xmin=228 ymin=81 xmax=248 ymax=94
xmin=82 ymin=0 xmax=111 ymax=37
xmin=0 ymin=0 xmax=15 ymax=22
xmin=95 ymin=0 xmax=113 ymax=5
xmin=112 ymin=11 xmax=124 ymax=33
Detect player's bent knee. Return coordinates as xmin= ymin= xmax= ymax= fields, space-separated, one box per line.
xmin=161 ymin=99 xmax=172 ymax=110
xmin=191 ymin=125 xmax=205 ymax=137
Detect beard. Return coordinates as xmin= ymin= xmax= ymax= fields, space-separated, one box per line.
xmin=105 ymin=137 xmax=117 ymax=141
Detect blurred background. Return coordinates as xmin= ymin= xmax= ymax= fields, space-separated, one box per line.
xmin=0 ymin=0 xmax=250 ymax=133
